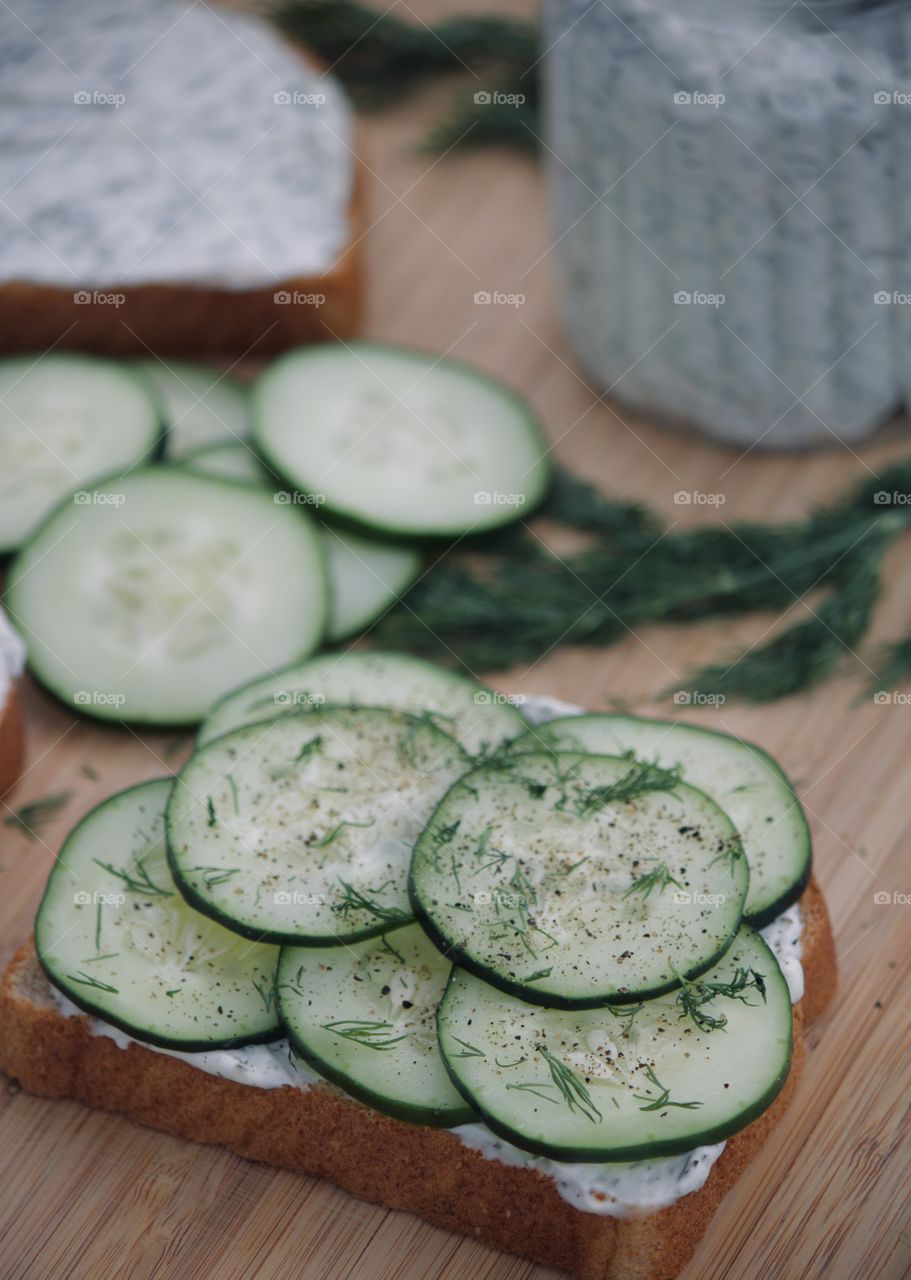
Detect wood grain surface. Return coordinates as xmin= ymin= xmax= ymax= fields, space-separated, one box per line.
xmin=1 ymin=13 xmax=910 ymax=1280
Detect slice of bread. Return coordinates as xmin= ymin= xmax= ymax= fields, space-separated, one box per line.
xmin=0 ymin=879 xmax=836 ymax=1280
xmin=0 ymin=0 xmax=362 ymax=357
xmin=0 ymin=209 xmax=363 ymax=358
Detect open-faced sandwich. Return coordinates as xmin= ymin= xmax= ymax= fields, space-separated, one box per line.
xmin=0 ymin=653 xmax=835 ymax=1280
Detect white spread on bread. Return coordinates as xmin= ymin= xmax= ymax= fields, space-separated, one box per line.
xmin=452 ymin=1124 xmax=726 ymax=1216
xmin=0 ymin=0 xmax=353 ymax=288
xmin=758 ymin=904 xmax=804 ymax=1004
xmin=0 ymin=607 xmax=25 ymax=709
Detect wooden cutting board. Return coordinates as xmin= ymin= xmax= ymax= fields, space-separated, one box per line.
xmin=1 ymin=24 xmax=910 ymax=1280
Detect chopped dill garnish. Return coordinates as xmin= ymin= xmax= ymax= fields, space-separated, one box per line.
xmin=536 ymin=1043 xmax=602 ymax=1124
xmin=449 ymin=1036 xmax=486 ymax=1058
xmin=634 ymin=1065 xmax=702 ymax=1111
xmin=314 ymin=818 xmax=376 ymax=848
xmin=572 ymin=761 xmax=680 ymax=816
xmin=333 ymin=879 xmax=409 ymax=925
xmin=322 ymin=1019 xmax=407 ymax=1050
xmin=187 ymin=865 xmax=241 ymax=888
xmin=622 ymin=861 xmax=683 ymax=901
xmin=68 ymin=970 xmax=118 ymax=994
xmin=93 ymin=858 xmax=173 ymax=898
xmin=674 ymin=966 xmax=767 ymax=1033
xmin=709 ymin=841 xmax=745 ymax=872
xmin=252 ymin=977 xmax=276 ymax=1012
xmin=605 ymin=1002 xmax=644 ymax=1036
xmin=295 ymin=734 xmax=324 ymax=764
xmin=506 ymin=1082 xmax=559 ymax=1105
xmin=206 ymin=797 xmax=217 ymax=827
xmin=379 ymin=935 xmax=406 ymax=965
xmin=524 ymin=967 xmax=553 ymax=983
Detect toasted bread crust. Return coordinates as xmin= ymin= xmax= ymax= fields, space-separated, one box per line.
xmin=0 ymin=171 xmax=363 ymax=359
xmin=0 ymin=878 xmax=835 ymax=1280
xmin=0 ymin=684 xmax=23 ymax=799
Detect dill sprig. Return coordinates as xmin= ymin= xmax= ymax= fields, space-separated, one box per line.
xmin=93 ymin=858 xmax=173 ymax=897
xmin=536 ymin=1043 xmax=602 ymax=1124
xmin=622 ymin=861 xmax=682 ymax=901
xmin=275 ymin=0 xmax=538 ymax=121
xmin=634 ymin=1065 xmax=702 ymax=1112
xmin=572 ymin=761 xmax=680 ymax=816
xmin=674 ymin=967 xmax=767 ymax=1033
xmin=322 ymin=1019 xmax=407 ymax=1050
xmin=371 ymin=460 xmax=911 ymax=705
xmin=252 ymin=977 xmax=276 ymax=1012
xmin=314 ymin=818 xmax=376 ymax=848
xmin=332 ymin=878 xmax=409 ymax=925
xmin=449 ymin=1036 xmax=486 ymax=1058
xmin=186 ymin=865 xmax=240 ymax=888
xmin=871 ymin=633 xmax=911 ymax=694
xmin=295 ymin=735 xmax=324 ymax=764
xmin=4 ymin=791 xmax=72 ymax=840
xmin=68 ymin=970 xmax=118 ymax=994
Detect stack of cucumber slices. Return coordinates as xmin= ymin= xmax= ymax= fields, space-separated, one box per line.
xmin=36 ymin=654 xmax=807 ymax=1164
xmin=1 ymin=345 xmax=548 ymax=723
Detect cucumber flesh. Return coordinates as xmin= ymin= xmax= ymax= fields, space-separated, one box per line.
xmin=135 ymin=359 xmax=249 ymax=457
xmin=183 ymin=439 xmax=273 ymax=486
xmin=7 ymin=468 xmax=328 ymax=724
xmin=278 ymin=923 xmax=475 ymax=1126
xmin=35 ymin=779 xmax=281 ymax=1050
xmin=199 ymin=650 xmax=526 ymax=756
xmin=0 ymin=354 xmax=163 ymax=553
xmin=168 ymin=707 xmax=469 ymax=944
xmin=438 ymin=926 xmax=791 ymax=1161
xmin=185 ymin=442 xmax=421 ymax=643
xmin=513 ymin=714 xmax=809 ymax=926
xmin=323 ymin=525 xmax=421 ymax=642
xmin=410 ymin=751 xmax=749 ymax=1007
xmin=252 ymin=342 xmax=550 ymax=538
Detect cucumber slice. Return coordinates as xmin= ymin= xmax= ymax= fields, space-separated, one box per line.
xmin=323 ymin=526 xmax=421 ymax=642
xmin=168 ymin=707 xmax=469 ymax=944
xmin=135 ymin=359 xmax=249 ymax=457
xmin=438 ymin=926 xmax=791 ymax=1162
xmin=199 ymin=650 xmax=526 ymax=756
xmin=185 ymin=442 xmax=422 ymax=643
xmin=513 ymin=715 xmax=809 ymax=927
xmin=0 ymin=353 xmax=163 ymax=553
xmin=410 ymin=752 xmax=749 ymax=1007
xmin=183 ymin=439 xmax=273 ymax=486
xmin=35 ymin=779 xmax=280 ymax=1050
xmin=252 ymin=342 xmax=550 ymax=538
xmin=277 ymin=923 xmax=475 ymax=1126
xmin=7 ymin=468 xmax=328 ymax=725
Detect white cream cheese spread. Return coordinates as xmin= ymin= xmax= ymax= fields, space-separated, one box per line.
xmin=0 ymin=607 xmax=26 ymax=709
xmin=758 ymin=904 xmax=804 ymax=1004
xmin=45 ymin=692 xmax=806 ymax=1217
xmin=452 ymin=1124 xmax=726 ymax=1216
xmin=50 ymin=988 xmax=320 ymax=1091
xmin=0 ymin=0 xmax=353 ymax=288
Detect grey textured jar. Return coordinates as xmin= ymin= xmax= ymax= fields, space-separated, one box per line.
xmin=542 ymin=0 xmax=911 ymax=448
